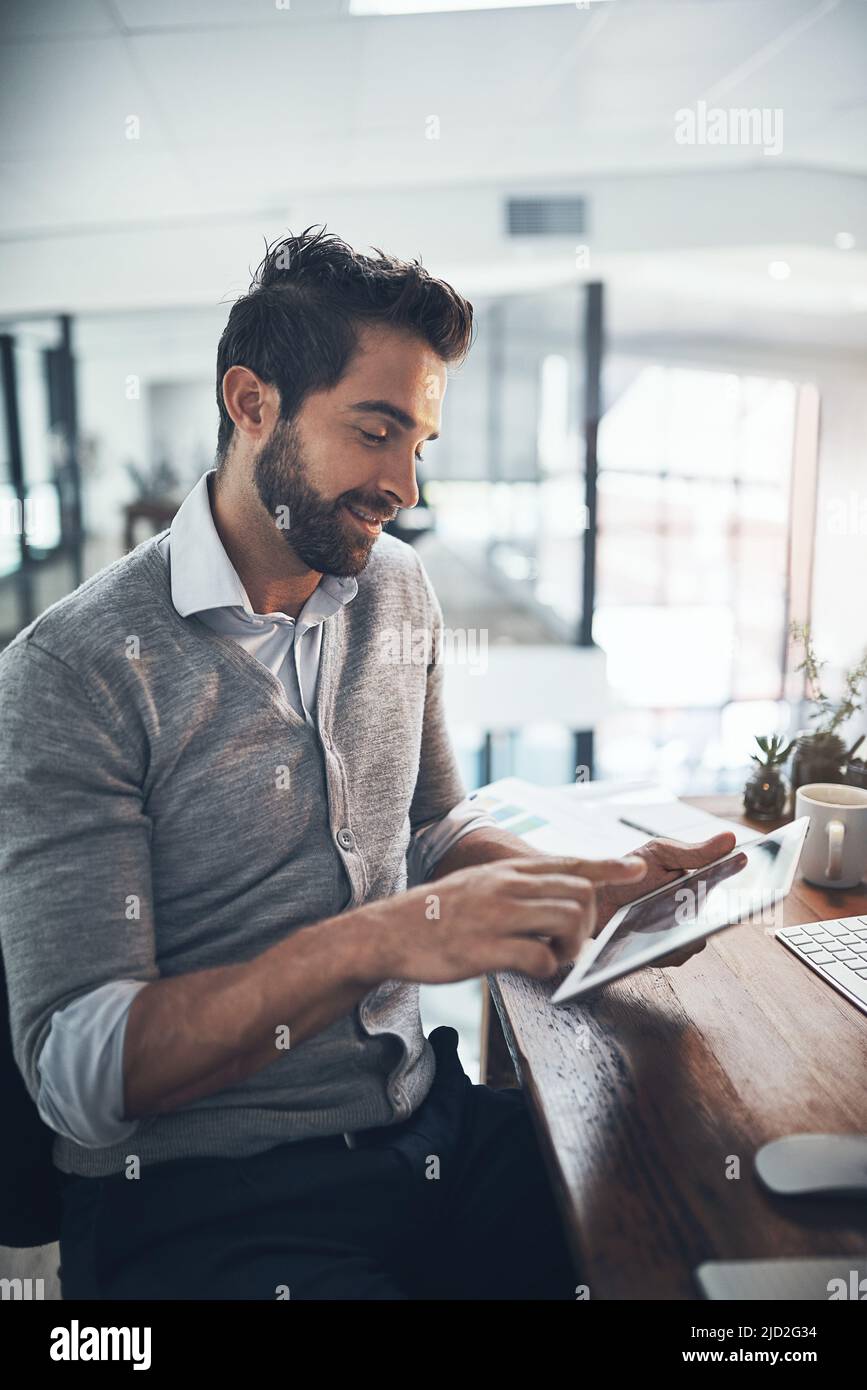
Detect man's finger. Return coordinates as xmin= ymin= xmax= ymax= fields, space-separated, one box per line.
xmin=516 ymin=855 xmax=648 ymax=885
xmin=648 ymin=832 xmax=736 ymax=872
xmin=509 ymin=899 xmax=595 ymax=935
xmin=509 ymin=874 xmax=603 ymax=904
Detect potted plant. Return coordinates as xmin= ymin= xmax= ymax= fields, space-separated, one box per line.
xmin=789 ymin=623 xmax=867 ymax=794
xmin=125 ymin=454 xmax=181 ymax=503
xmin=845 ymin=732 xmax=867 ymax=789
xmin=743 ymin=734 xmax=794 ymax=820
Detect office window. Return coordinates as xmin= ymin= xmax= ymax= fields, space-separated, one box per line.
xmin=426 ymin=292 xmax=586 ymax=641
xmin=16 ymin=339 xmax=63 ymax=554
xmin=594 ymin=362 xmax=807 ymax=791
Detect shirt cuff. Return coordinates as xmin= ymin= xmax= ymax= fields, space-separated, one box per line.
xmin=36 ymin=980 xmax=149 ymax=1149
xmin=407 ymin=799 xmax=500 ymax=886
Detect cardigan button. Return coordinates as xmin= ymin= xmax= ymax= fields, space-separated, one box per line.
xmin=336 ymin=827 xmax=355 ymax=851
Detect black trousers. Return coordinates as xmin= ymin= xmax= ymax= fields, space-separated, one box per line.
xmin=58 ymin=1027 xmax=577 ymax=1301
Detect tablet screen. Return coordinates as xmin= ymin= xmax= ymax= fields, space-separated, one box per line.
xmin=578 ymin=820 xmax=808 ymax=989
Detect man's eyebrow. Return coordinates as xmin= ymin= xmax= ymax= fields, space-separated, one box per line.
xmin=348 ymin=399 xmax=439 ymax=442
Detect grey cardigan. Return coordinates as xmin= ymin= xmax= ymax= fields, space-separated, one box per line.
xmin=0 ymin=531 xmax=466 ymax=1177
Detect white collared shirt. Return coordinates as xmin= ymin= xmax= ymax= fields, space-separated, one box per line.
xmin=156 ymin=469 xmax=358 ymax=728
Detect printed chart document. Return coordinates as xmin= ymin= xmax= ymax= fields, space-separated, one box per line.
xmin=465 ymin=778 xmax=750 ymax=859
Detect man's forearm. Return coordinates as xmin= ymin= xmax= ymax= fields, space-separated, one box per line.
xmin=124 ymin=829 xmax=545 ymax=1121
xmin=427 ymin=824 xmax=546 ymax=880
xmin=122 ymin=897 xmax=397 ymax=1120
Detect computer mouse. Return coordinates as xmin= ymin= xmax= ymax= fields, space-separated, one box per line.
xmin=755 ymin=1134 xmax=867 ymax=1197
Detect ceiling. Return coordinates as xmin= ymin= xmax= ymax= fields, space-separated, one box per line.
xmin=1 ymin=0 xmax=866 ymax=350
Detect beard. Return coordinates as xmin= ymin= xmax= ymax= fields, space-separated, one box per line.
xmin=253 ymin=417 xmax=393 ymax=578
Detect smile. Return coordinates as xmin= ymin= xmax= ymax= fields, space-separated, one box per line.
xmin=342 ymin=503 xmax=386 ymax=536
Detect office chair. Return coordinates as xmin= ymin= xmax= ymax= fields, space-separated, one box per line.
xmin=0 ymin=944 xmax=62 ymax=1248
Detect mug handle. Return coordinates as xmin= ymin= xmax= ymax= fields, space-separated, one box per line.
xmin=826 ymin=819 xmax=845 ymax=881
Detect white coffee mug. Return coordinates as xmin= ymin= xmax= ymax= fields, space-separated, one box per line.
xmin=795 ymin=783 xmax=867 ymax=889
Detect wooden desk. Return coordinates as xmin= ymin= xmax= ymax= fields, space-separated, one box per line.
xmin=485 ymin=795 xmax=867 ymax=1300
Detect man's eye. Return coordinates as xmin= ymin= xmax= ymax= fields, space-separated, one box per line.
xmin=360 ymin=429 xmax=425 ymax=462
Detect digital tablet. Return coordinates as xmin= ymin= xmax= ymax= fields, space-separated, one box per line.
xmin=550 ymin=817 xmax=809 ymax=1005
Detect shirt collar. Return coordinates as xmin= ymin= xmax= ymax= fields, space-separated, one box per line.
xmin=168 ymin=469 xmax=358 ymax=625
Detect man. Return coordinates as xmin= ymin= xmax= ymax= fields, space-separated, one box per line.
xmin=0 ymin=227 xmax=732 ymax=1300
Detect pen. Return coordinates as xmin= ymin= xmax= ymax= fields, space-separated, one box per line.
xmin=617 ymin=816 xmax=657 ymax=836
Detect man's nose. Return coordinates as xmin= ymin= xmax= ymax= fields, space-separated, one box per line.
xmin=377 ymin=454 xmax=420 ymax=511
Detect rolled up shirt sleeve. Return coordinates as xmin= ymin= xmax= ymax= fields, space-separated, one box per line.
xmin=406 ymin=798 xmax=499 ymax=887
xmin=36 ymin=980 xmax=148 ymax=1148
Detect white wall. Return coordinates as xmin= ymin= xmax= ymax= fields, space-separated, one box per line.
xmin=147 ymin=381 xmax=218 ymax=492
xmin=77 ymin=359 xmax=148 ymax=543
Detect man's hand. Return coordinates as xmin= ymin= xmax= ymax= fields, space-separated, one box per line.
xmin=595 ymin=831 xmax=737 ymax=968
xmin=382 ymin=854 xmax=648 ymax=985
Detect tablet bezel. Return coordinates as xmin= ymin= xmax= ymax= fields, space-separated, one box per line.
xmin=550 ymin=816 xmax=810 ymax=1005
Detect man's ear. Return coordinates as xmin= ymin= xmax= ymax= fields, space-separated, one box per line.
xmin=222 ymin=366 xmax=280 ymax=445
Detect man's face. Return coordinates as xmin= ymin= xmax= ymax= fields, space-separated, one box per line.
xmin=253 ymin=323 xmax=446 ymax=578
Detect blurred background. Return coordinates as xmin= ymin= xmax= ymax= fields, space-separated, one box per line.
xmin=1 ymin=0 xmax=866 ymax=1074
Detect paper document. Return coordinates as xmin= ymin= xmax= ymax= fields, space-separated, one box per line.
xmin=466 ymin=778 xmax=750 ymax=860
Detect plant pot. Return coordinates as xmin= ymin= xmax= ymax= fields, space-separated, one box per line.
xmin=743 ymin=766 xmax=789 ymax=821
xmin=789 ymin=731 xmax=847 ymax=796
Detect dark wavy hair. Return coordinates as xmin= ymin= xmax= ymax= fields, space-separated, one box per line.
xmin=215 ymin=225 xmax=475 ymax=464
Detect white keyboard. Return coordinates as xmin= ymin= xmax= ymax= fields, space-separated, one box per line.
xmin=776 ymin=916 xmax=867 ymax=1017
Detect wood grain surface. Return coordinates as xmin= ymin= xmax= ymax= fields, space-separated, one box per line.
xmin=488 ymin=795 xmax=867 ymax=1299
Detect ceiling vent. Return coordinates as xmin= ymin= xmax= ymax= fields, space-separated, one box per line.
xmin=506 ymin=196 xmax=587 ymax=237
